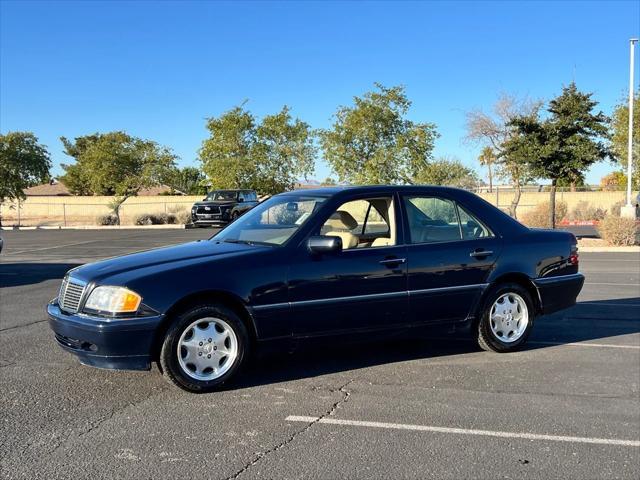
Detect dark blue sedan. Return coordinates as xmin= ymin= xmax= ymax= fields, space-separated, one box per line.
xmin=48 ymin=186 xmax=584 ymax=392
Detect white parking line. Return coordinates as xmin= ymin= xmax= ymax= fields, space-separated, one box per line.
xmin=5 ymin=239 xmax=101 ymax=255
xmin=285 ymin=416 xmax=640 ymax=447
xmin=527 ymin=341 xmax=640 ymax=350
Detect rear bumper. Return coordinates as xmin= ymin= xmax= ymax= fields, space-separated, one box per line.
xmin=533 ymin=273 xmax=585 ymax=315
xmin=47 ymin=302 xmax=164 ymax=371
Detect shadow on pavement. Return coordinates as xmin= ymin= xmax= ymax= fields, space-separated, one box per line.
xmin=0 ymin=263 xmax=80 ymax=288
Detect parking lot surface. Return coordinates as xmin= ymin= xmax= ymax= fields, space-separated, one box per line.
xmin=1 ymin=229 xmax=639 ymax=479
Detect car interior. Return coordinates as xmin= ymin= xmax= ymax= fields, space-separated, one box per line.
xmin=320 ymin=197 xmax=396 ymax=249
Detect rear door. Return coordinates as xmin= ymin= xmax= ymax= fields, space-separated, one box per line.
xmin=401 ymin=193 xmax=502 ymax=325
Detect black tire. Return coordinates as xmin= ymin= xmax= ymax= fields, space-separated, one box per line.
xmin=159 ymin=304 xmax=249 ymax=393
xmin=477 ymin=282 xmax=535 ymax=353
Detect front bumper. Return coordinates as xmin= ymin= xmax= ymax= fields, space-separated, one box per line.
xmin=191 ymin=210 xmax=231 ymax=225
xmin=47 ymin=301 xmax=164 ymax=371
xmin=534 ymin=273 xmax=585 ymax=315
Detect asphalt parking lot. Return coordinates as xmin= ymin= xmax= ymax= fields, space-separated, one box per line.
xmin=1 ymin=229 xmax=639 ymax=479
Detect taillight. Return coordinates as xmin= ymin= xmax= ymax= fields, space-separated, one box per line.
xmin=569 ymin=246 xmax=579 ymax=266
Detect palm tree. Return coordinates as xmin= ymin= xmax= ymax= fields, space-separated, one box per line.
xmin=478 ymin=146 xmax=496 ymax=193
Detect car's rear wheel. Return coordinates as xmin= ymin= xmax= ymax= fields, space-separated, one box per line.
xmin=477 ymin=283 xmax=534 ymax=352
xmin=159 ymin=304 xmax=249 ymax=392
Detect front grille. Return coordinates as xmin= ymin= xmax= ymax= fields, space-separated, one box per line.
xmin=196 ymin=206 xmax=221 ymax=214
xmin=59 ymin=278 xmax=85 ymax=313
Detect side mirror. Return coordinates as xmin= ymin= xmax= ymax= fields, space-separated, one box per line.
xmin=308 ymin=235 xmax=342 ymax=254
xmin=238 ymin=197 xmax=244 ymax=203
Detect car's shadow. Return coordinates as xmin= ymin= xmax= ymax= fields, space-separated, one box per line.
xmin=233 ymin=297 xmax=640 ymax=390
xmin=0 ymin=263 xmax=80 ymax=288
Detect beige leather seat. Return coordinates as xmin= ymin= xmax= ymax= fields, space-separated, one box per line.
xmin=371 ymin=237 xmax=392 ymax=247
xmin=325 ymin=210 xmax=359 ymax=249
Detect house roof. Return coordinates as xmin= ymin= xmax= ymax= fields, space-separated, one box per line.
xmin=24 ymin=181 xmax=182 ymax=196
xmin=24 ymin=181 xmax=71 ymax=196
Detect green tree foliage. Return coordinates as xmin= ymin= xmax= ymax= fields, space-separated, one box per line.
xmin=414 ymin=157 xmax=479 ymax=190
xmin=505 ymin=83 xmax=610 ymax=228
xmin=253 ymin=107 xmax=316 ymax=194
xmin=164 ymin=166 xmax=207 ymax=195
xmin=199 ymin=105 xmax=315 ymax=195
xmin=319 ymin=84 xmax=438 ymax=184
xmin=466 ymin=94 xmax=541 ymax=217
xmin=610 ymin=93 xmax=639 ymax=189
xmin=60 ymin=131 xmax=177 ymax=197
xmin=0 ymin=131 xmax=51 ymax=204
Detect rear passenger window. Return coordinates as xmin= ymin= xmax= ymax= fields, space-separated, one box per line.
xmin=404 ymin=197 xmax=462 ymax=244
xmin=457 ymin=205 xmax=493 ymax=239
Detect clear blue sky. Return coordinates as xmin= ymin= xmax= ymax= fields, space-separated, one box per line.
xmin=1 ymin=0 xmax=638 ymax=185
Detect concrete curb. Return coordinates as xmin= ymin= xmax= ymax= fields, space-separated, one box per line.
xmin=578 ymin=246 xmax=640 ymax=252
xmin=0 ymin=224 xmax=189 ymax=231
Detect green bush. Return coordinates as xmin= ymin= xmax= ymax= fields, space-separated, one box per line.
xmin=519 ymin=201 xmax=568 ymax=228
xmin=598 ymin=216 xmax=638 ymax=246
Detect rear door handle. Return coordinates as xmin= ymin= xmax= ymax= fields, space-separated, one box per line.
xmin=470 ymin=250 xmax=493 ymax=258
xmin=379 ymin=257 xmax=406 ymax=266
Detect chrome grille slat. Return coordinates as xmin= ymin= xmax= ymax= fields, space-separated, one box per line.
xmin=59 ymin=278 xmax=86 ymax=313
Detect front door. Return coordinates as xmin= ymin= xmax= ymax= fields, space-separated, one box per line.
xmin=401 ymin=194 xmax=502 ymax=325
xmin=288 ymin=194 xmax=408 ymax=337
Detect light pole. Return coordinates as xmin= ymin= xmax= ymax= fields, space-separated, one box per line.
xmin=622 ymin=38 xmax=638 ymax=219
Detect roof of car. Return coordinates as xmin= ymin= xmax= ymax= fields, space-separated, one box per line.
xmin=282 ymin=185 xmax=469 ymax=196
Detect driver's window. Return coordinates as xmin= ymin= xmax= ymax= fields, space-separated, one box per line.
xmin=320 ymin=197 xmax=395 ymax=250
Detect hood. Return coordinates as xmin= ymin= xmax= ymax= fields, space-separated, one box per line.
xmin=193 ymin=200 xmax=236 ymax=206
xmin=68 ymin=240 xmax=259 ymax=284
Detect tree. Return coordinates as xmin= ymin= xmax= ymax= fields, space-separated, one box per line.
xmin=322 ymin=177 xmax=337 ymax=185
xmin=319 ymin=84 xmax=438 ymax=185
xmin=505 ymin=83 xmax=610 ymax=228
xmin=0 ymin=132 xmax=51 ymax=225
xmin=466 ymin=93 xmax=541 ymax=217
xmin=610 ymin=93 xmax=639 ymax=189
xmin=414 ymin=157 xmax=480 ymax=190
xmin=199 ymin=105 xmax=316 ymax=195
xmin=600 ymin=171 xmax=627 ymax=191
xmin=164 ymin=166 xmax=207 ymax=195
xmin=477 ymin=146 xmax=496 ymax=192
xmin=60 ymin=132 xmax=177 ymax=199
xmin=253 ymin=106 xmax=316 ymax=194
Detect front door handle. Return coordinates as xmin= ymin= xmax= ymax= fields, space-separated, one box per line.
xmin=470 ymin=250 xmax=493 ymax=258
xmin=379 ymin=257 xmax=406 ymax=266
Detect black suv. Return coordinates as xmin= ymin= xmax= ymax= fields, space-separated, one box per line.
xmin=191 ymin=190 xmax=259 ymax=226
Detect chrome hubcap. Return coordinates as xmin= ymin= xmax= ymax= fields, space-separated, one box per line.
xmin=489 ymin=293 xmax=529 ymax=343
xmin=177 ymin=317 xmax=238 ymax=380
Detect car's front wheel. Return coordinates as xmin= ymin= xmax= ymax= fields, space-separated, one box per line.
xmin=159 ymin=304 xmax=249 ymax=392
xmin=477 ymin=283 xmax=534 ymax=352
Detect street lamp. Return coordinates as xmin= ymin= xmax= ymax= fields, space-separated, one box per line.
xmin=622 ymin=38 xmax=638 ymax=219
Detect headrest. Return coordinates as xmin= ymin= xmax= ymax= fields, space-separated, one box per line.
xmin=325 ymin=210 xmax=358 ymax=230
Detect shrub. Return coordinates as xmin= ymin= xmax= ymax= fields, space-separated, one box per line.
xmin=598 ymin=216 xmax=638 ymax=246
xmin=568 ymin=201 xmax=606 ymax=222
xmin=96 ymin=214 xmax=118 ymax=226
xmin=519 ymin=201 xmax=568 ymax=228
xmin=133 ymin=212 xmax=180 ymax=225
xmin=609 ymin=200 xmax=626 ymax=217
xmin=175 ymin=209 xmax=192 ymax=225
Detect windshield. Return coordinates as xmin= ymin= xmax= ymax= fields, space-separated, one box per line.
xmin=206 ymin=191 xmax=237 ymax=201
xmin=212 ymin=194 xmax=327 ymax=246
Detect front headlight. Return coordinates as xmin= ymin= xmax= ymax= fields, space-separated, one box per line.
xmin=84 ymin=286 xmax=142 ymax=315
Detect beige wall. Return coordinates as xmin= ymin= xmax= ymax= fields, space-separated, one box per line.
xmin=1 ymin=191 xmax=636 ymax=226
xmin=476 ymin=190 xmax=633 ymax=216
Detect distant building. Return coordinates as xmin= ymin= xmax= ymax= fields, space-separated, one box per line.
xmin=24 ymin=179 xmax=71 ymax=196
xmin=23 ymin=180 xmax=182 ymax=196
